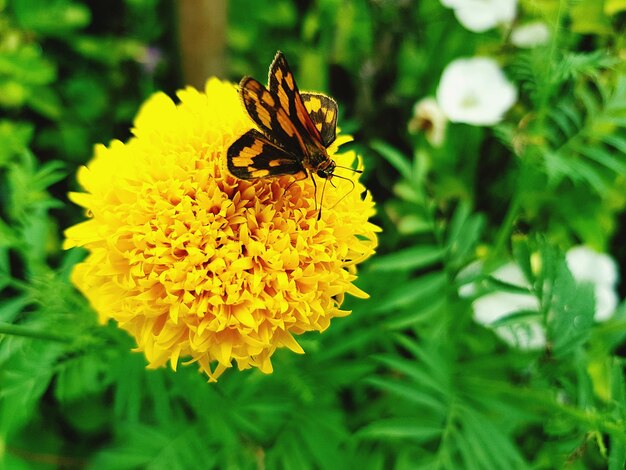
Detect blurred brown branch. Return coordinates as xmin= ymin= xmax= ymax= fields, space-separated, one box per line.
xmin=177 ymin=0 xmax=227 ymax=88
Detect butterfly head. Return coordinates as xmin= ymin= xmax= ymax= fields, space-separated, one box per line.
xmin=316 ymin=159 xmax=336 ymax=179
xmin=306 ymin=148 xmax=336 ymax=179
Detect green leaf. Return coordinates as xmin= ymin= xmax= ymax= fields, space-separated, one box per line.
xmin=314 ymin=327 xmax=378 ymax=360
xmin=512 ymin=236 xmax=534 ymax=286
xmin=397 ymin=214 xmax=433 ymax=235
xmin=0 ymin=79 xmax=27 ymax=107
xmin=0 ymin=296 xmax=31 ymax=323
xmin=557 ymin=101 xmax=584 ymax=130
xmin=369 ymin=245 xmax=443 ymax=272
xmin=90 ymin=424 xmax=218 ymax=470
xmin=367 ymin=376 xmax=448 ymax=414
xmin=385 ymin=295 xmax=447 ymax=329
xmin=555 ymin=51 xmax=618 ymax=82
xmin=370 ymin=140 xmax=412 ymax=181
xmin=446 ymin=204 xmax=485 ymax=270
xmin=605 ymin=0 xmax=626 ymax=15
xmin=70 ymin=36 xmax=144 ymax=66
xmin=373 ymin=355 xmax=446 ymax=396
xmin=394 ymin=335 xmax=450 ymax=386
xmin=0 ymin=120 xmax=33 ymax=167
xmin=7 ymin=153 xmax=65 ymax=225
xmin=12 ymin=0 xmax=91 ymax=36
xmin=111 ymin=353 xmax=147 ymax=423
xmin=549 ymin=106 xmax=577 ymax=139
xmin=332 ymin=0 xmax=373 ymax=71
xmin=609 ymin=435 xmax=626 ymax=470
xmin=393 ymin=180 xmax=422 ymax=204
xmin=31 ymin=121 xmax=88 ymax=161
xmin=0 ymin=45 xmax=56 ymax=86
xmin=571 ymin=1 xmax=613 ymax=35
xmin=62 ymin=394 xmax=112 ymax=434
xmin=25 ymin=86 xmax=63 ymax=120
xmin=54 ymin=352 xmax=112 ymax=403
xmin=357 ymin=418 xmax=442 ymax=442
xmin=459 ymin=408 xmax=527 ymax=469
xmin=64 ymin=75 xmax=109 ymax=121
xmin=547 ymin=260 xmax=595 ymax=358
xmin=608 ymin=359 xmax=626 ymax=466
xmin=0 ymin=340 xmax=63 ymax=435
xmin=576 ymin=144 xmax=626 ymax=175
xmin=603 ymin=135 xmax=626 ymax=155
xmin=372 ymin=271 xmax=448 ymax=313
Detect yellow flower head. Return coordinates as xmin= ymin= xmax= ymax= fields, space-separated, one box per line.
xmin=64 ymin=78 xmax=378 ymax=381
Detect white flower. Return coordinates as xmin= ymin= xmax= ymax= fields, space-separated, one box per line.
xmin=566 ymin=246 xmax=619 ymax=321
xmin=441 ymin=0 xmax=517 ymax=33
xmin=491 ymin=261 xmax=529 ymax=287
xmin=566 ymin=246 xmax=618 ymax=287
xmin=407 ymin=97 xmax=447 ymax=147
xmin=464 ymin=247 xmax=620 ymax=350
xmin=436 ymin=57 xmax=517 ymax=126
xmin=493 ymin=320 xmax=547 ymax=351
xmin=511 ymin=21 xmax=550 ymax=48
xmin=470 ymin=262 xmax=545 ymax=350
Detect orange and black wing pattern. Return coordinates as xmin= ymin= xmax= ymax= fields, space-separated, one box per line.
xmin=227 ymin=51 xmax=338 ymax=180
xmin=268 ymin=52 xmax=326 ymax=148
xmin=237 ymin=76 xmax=307 ymax=158
xmin=227 ymin=129 xmax=306 ymax=180
xmin=301 ymin=92 xmax=338 ymax=147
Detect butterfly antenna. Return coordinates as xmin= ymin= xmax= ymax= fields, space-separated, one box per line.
xmin=334 ymin=165 xmax=363 ymax=174
xmin=318 ymin=175 xmax=330 ymax=221
xmin=328 ymin=174 xmax=357 ymax=211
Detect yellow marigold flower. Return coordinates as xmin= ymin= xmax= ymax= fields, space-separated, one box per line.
xmin=64 ymin=78 xmax=379 ymax=381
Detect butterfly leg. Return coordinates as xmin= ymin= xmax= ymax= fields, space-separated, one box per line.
xmin=311 ymin=174 xmax=330 ymax=221
xmin=310 ymin=172 xmax=319 ymax=216
xmin=285 ymin=170 xmax=322 ymax=220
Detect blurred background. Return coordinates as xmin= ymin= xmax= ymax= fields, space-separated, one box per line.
xmin=1 ymin=0 xmax=626 ymax=468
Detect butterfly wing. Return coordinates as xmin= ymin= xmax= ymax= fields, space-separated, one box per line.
xmin=301 ymin=92 xmax=338 ymax=147
xmin=268 ymin=51 xmax=327 ymax=148
xmin=239 ymin=76 xmax=308 ymax=157
xmin=227 ymin=129 xmax=306 ymax=180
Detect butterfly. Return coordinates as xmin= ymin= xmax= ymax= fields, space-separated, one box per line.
xmin=227 ymin=51 xmax=356 ymax=218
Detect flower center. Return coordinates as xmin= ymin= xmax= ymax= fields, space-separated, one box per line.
xmin=460 ymin=92 xmax=480 ymax=109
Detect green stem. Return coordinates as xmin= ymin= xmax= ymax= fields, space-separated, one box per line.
xmin=491 ymin=190 xmax=522 ymax=260
xmin=0 ymin=322 xmax=72 ymax=343
xmin=488 ymin=0 xmax=567 ymax=261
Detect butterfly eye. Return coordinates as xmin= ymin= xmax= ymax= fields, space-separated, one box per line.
xmin=317 ymin=169 xmax=329 ymax=178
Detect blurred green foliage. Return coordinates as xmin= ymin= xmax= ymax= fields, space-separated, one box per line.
xmin=2 ymin=0 xmax=626 ymax=468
